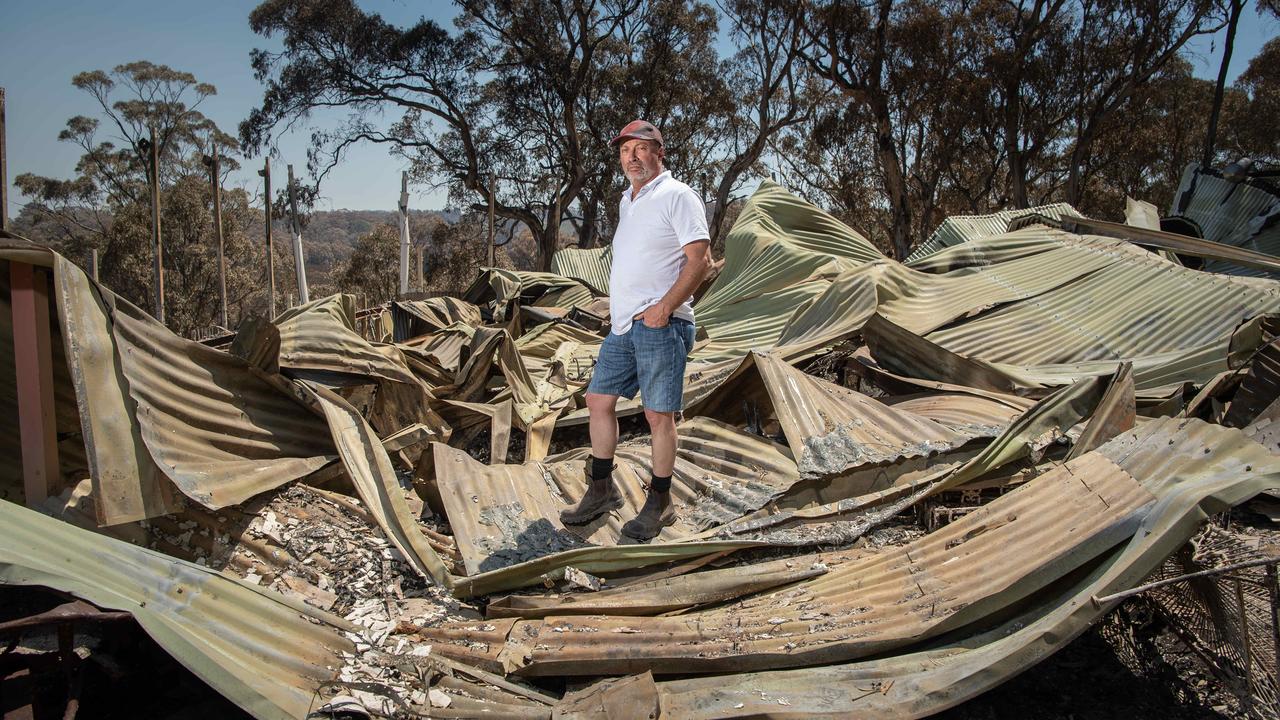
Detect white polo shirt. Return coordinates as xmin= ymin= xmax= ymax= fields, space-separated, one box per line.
xmin=609 ymin=170 xmax=709 ymax=334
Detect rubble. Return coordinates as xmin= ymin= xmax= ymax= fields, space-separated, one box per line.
xmin=3 ymin=178 xmax=1280 ymax=718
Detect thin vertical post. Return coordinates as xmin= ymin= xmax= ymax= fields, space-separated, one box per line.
xmin=0 ymin=87 xmax=8 ymax=231
xmin=398 ymin=170 xmax=410 ymax=296
xmin=487 ymin=173 xmax=496 ymax=267
xmin=286 ymin=164 xmax=308 ymax=305
xmin=149 ymin=124 xmax=164 ymax=324
xmin=10 ymin=262 xmax=59 ymax=506
xmin=260 ymin=159 xmax=276 ymax=319
xmin=210 ymin=141 xmax=228 ymax=328
xmin=416 ymin=243 xmax=425 ymax=290
xmin=89 ymin=249 xmax=98 ymax=282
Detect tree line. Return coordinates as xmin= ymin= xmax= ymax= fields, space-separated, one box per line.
xmin=242 ymin=0 xmax=1280 ymax=264
xmin=13 ymin=1 xmax=1280 ymax=336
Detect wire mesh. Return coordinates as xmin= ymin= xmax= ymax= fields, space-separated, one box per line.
xmin=1139 ymin=523 xmax=1280 ymax=719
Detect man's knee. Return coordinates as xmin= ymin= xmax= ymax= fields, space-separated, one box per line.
xmin=587 ymin=392 xmax=618 ymax=415
xmin=643 ymin=408 xmax=676 ymax=431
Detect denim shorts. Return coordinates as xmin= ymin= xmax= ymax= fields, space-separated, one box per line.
xmin=588 ymin=317 xmax=695 ymax=412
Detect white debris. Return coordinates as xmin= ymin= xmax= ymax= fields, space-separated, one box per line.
xmin=428 ymin=688 xmax=452 ymax=708
xmin=564 ymin=566 xmax=605 ymax=591
xmin=258 ymin=511 xmax=286 ymax=544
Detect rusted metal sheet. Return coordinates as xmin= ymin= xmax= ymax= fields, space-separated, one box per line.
xmin=884 ymin=392 xmax=1030 ymax=438
xmin=922 ymin=236 xmax=1280 ymax=367
xmin=50 ymin=253 xmax=179 ymax=524
xmin=423 ymin=452 xmax=1154 ymax=676
xmin=641 ymin=417 xmax=1280 ymax=718
xmin=275 ymin=294 xmax=420 ymax=385
xmin=464 ymin=268 xmax=598 ymax=315
xmin=105 ymin=288 xmax=336 ymax=509
xmin=391 ymin=296 xmax=483 ymax=340
xmin=487 ymin=557 xmax=829 ymax=619
xmin=687 ymin=351 xmax=972 ymax=477
xmin=1224 ymin=325 xmax=1280 ymax=428
xmin=0 ymin=498 xmax=353 ymax=720
xmin=433 ymin=417 xmax=800 ymax=576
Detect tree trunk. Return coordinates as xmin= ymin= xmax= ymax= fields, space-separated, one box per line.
xmin=1006 ymin=88 xmax=1029 ymax=209
xmin=536 ymin=226 xmax=557 ymax=272
xmin=870 ymin=98 xmax=912 ymax=260
xmin=1202 ymin=0 xmax=1244 ymax=168
xmin=711 ymin=174 xmax=735 ymax=254
xmin=579 ymin=198 xmax=599 ymax=249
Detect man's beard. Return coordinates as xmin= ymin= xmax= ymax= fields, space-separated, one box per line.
xmin=626 ymin=166 xmax=655 ymax=184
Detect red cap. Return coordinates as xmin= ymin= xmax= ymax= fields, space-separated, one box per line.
xmin=610 ymin=119 xmax=663 ymax=148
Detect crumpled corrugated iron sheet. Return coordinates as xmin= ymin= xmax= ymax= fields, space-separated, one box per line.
xmin=549 ymin=244 xmax=612 ymax=295
xmin=904 ymin=201 xmax=1082 ymax=264
xmin=5 ymin=171 xmax=1280 ymax=718
xmin=432 ymin=416 xmax=798 ymax=575
xmin=275 ymin=294 xmax=420 ymax=385
xmin=1 ymin=245 xmax=336 ymax=517
xmin=685 ymin=351 xmax=973 ymax=477
xmin=391 ymin=296 xmax=483 ymax=340
xmin=1170 ymin=163 xmax=1280 ymax=278
xmin=463 ymin=268 xmax=597 ymax=315
xmin=422 ymin=450 xmax=1156 ymax=676
xmin=0 ymin=498 xmax=354 ymax=720
xmin=564 ymin=417 xmax=1280 ymax=718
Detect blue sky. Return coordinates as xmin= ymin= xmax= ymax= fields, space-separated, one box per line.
xmin=2 ymin=1 xmax=1277 ymax=220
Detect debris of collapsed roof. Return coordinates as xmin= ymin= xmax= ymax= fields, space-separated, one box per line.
xmin=4 ymin=178 xmax=1280 ymax=718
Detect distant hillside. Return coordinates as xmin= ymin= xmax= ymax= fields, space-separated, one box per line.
xmin=250 ymin=208 xmax=458 ymax=296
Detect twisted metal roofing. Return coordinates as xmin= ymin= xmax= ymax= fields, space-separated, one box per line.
xmin=905 ymin=202 xmax=1081 ymax=264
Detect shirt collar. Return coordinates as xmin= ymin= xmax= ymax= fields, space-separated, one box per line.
xmin=625 ymin=170 xmax=671 ymax=204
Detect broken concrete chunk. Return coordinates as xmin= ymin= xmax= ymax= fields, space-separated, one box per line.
xmin=428 ymin=688 xmax=452 ymax=708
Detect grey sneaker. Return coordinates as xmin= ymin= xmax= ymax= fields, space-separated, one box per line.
xmin=620 ymin=489 xmax=676 ymax=540
xmin=560 ymin=479 xmax=623 ymax=525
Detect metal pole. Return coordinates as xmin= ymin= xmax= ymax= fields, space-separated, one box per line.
xmin=210 ymin=141 xmax=227 ymax=328
xmin=258 ymin=158 xmax=276 ymax=317
xmin=0 ymin=87 xmax=8 ymax=231
xmin=415 ymin=243 xmax=425 ymax=291
xmin=399 ymin=170 xmax=410 ymax=296
xmin=149 ymin=124 xmax=164 ymax=324
xmin=487 ymin=173 xmax=496 ymax=267
xmin=286 ymin=164 xmax=308 ymax=305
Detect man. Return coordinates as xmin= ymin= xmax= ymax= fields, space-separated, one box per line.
xmin=560 ymin=119 xmax=711 ymax=540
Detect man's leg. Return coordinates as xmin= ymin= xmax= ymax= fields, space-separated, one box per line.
xmin=561 ymin=392 xmax=627 ymax=524
xmin=622 ymin=320 xmax=693 ymax=540
xmin=562 ymin=331 xmax=635 ymax=525
xmin=620 ymin=407 xmax=679 ymax=539
xmin=645 ymin=408 xmax=677 ymax=477
xmin=587 ymin=392 xmax=620 ymax=460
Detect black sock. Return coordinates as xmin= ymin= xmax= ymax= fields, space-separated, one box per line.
xmin=590 ymin=456 xmax=614 ymax=483
xmin=651 ymin=474 xmax=672 ymax=493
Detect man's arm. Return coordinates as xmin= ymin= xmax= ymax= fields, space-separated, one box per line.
xmin=641 ymin=239 xmax=711 ymax=328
